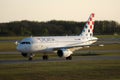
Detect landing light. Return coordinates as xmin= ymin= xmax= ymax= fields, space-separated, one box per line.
xmin=15 ymin=41 xmax=19 ymax=45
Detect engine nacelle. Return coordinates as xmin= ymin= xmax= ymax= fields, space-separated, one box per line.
xmin=57 ymin=49 xmax=73 ymax=57
xmin=21 ymin=53 xmax=28 ymax=57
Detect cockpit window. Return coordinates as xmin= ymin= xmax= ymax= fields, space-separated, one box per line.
xmin=20 ymin=42 xmax=31 ymax=44
xmin=21 ymin=42 xmax=25 ymax=44
xmin=26 ymin=42 xmax=31 ymax=44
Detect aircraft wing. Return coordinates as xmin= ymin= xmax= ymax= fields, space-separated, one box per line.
xmin=52 ymin=40 xmax=120 ymax=52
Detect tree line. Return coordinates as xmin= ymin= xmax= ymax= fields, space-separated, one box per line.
xmin=0 ymin=20 xmax=120 ymax=36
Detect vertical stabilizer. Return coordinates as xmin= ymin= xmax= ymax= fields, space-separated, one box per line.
xmin=80 ymin=13 xmax=95 ymax=37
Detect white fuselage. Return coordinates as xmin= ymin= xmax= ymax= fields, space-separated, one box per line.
xmin=16 ymin=13 xmax=97 ymax=60
xmin=17 ymin=36 xmax=98 ymax=53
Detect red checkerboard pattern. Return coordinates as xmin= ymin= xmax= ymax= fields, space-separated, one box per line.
xmin=80 ymin=13 xmax=95 ymax=37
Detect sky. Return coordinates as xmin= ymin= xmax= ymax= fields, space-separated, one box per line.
xmin=0 ymin=0 xmax=120 ymax=23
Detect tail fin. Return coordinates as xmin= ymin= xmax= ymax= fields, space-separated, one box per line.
xmin=80 ymin=13 xmax=95 ymax=37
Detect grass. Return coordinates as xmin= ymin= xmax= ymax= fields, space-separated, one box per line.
xmin=0 ymin=54 xmax=24 ymax=60
xmin=95 ymin=35 xmax=120 ymax=38
xmin=0 ymin=42 xmax=17 ymax=52
xmin=0 ymin=53 xmax=44 ymax=60
xmin=0 ymin=60 xmax=120 ymax=80
xmin=0 ymin=35 xmax=120 ymax=80
xmin=0 ymin=36 xmax=25 ymax=40
xmin=81 ymin=44 xmax=120 ymax=50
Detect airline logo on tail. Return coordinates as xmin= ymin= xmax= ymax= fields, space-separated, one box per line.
xmin=80 ymin=13 xmax=95 ymax=37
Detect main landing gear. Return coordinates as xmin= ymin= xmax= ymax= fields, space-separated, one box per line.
xmin=28 ymin=53 xmax=49 ymax=60
xmin=66 ymin=55 xmax=72 ymax=60
xmin=28 ymin=53 xmax=72 ymax=61
xmin=42 ymin=54 xmax=48 ymax=60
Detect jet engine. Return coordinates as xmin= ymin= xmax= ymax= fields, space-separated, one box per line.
xmin=57 ymin=49 xmax=73 ymax=57
xmin=21 ymin=53 xmax=28 ymax=57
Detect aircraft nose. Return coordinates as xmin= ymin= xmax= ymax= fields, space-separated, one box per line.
xmin=17 ymin=44 xmax=27 ymax=52
xmin=17 ymin=44 xmax=22 ymax=52
xmin=17 ymin=44 xmax=31 ymax=53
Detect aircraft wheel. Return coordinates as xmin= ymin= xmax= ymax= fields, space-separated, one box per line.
xmin=66 ymin=56 xmax=72 ymax=60
xmin=29 ymin=57 xmax=33 ymax=61
xmin=43 ymin=55 xmax=48 ymax=60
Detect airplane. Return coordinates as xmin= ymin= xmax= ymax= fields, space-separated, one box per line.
xmin=16 ymin=13 xmax=98 ymax=60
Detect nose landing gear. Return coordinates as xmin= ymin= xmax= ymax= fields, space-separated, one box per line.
xmin=28 ymin=53 xmax=35 ymax=61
